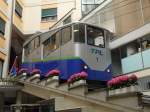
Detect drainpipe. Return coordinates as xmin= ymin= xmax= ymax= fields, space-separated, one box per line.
xmin=3 ymin=0 xmax=16 ymax=78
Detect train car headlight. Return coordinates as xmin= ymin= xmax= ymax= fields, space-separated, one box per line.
xmin=84 ymin=65 xmax=88 ymax=69
xmin=107 ymin=69 xmax=110 ymax=73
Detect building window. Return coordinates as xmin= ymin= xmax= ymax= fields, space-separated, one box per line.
xmin=87 ymin=25 xmax=104 ymax=47
xmin=15 ymin=1 xmax=23 ymax=18
xmin=63 ymin=16 xmax=71 ymax=25
xmin=0 ymin=17 xmax=5 ymax=36
xmin=82 ymin=0 xmax=105 ymax=16
xmin=41 ymin=8 xmax=57 ymax=22
xmin=0 ymin=60 xmax=3 ymax=78
xmin=61 ymin=26 xmax=72 ymax=45
xmin=141 ymin=36 xmax=150 ymax=51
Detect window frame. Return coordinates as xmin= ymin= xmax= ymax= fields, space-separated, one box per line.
xmin=73 ymin=23 xmax=85 ymax=43
xmin=63 ymin=15 xmax=71 ymax=25
xmin=86 ymin=25 xmax=105 ymax=48
xmin=81 ymin=0 xmax=105 ymax=16
xmin=41 ymin=8 xmax=57 ymax=22
xmin=15 ymin=1 xmax=23 ymax=18
xmin=61 ymin=26 xmax=72 ymax=46
xmin=0 ymin=59 xmax=3 ymax=78
xmin=34 ymin=36 xmax=41 ymax=49
xmin=24 ymin=37 xmax=41 ymax=57
xmin=43 ymin=31 xmax=61 ymax=57
xmin=0 ymin=17 xmax=6 ymax=36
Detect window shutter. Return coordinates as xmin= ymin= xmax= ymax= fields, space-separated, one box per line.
xmin=42 ymin=8 xmax=57 ymax=17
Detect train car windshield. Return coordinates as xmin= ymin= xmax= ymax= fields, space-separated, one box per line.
xmin=87 ymin=25 xmax=105 ymax=48
xmin=74 ymin=24 xmax=85 ymax=43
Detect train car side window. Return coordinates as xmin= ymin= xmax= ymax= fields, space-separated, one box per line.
xmin=43 ymin=32 xmax=60 ymax=57
xmin=31 ymin=40 xmax=35 ymax=52
xmin=34 ymin=36 xmax=40 ymax=49
xmin=24 ymin=43 xmax=31 ymax=56
xmin=87 ymin=26 xmax=104 ymax=48
xmin=61 ymin=26 xmax=72 ymax=45
xmin=74 ymin=24 xmax=85 ymax=43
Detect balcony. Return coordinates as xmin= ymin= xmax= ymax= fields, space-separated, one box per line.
xmin=122 ymin=48 xmax=150 ymax=74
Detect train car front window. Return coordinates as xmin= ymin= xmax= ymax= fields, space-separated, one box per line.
xmin=74 ymin=24 xmax=85 ymax=43
xmin=87 ymin=26 xmax=104 ymax=48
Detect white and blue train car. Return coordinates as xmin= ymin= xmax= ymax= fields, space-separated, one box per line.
xmin=22 ymin=22 xmax=112 ymax=84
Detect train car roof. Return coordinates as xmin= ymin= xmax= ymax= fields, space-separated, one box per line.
xmin=23 ymin=22 xmax=110 ymax=47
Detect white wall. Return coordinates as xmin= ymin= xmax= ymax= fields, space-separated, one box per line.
xmin=23 ymin=0 xmax=42 ymax=34
xmin=23 ymin=6 xmax=41 ymax=34
xmin=57 ymin=0 xmax=75 ymax=20
xmin=58 ymin=0 xmax=82 ymax=22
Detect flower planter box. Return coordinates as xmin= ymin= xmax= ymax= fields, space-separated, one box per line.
xmin=46 ymin=76 xmax=59 ymax=82
xmin=17 ymin=73 xmax=28 ymax=81
xmin=38 ymin=79 xmax=47 ymax=86
xmin=69 ymin=80 xmax=86 ymax=89
xmin=26 ymin=74 xmax=40 ymax=83
xmin=69 ymin=80 xmax=87 ymax=96
xmin=108 ymin=85 xmax=139 ymax=96
xmin=45 ymin=76 xmax=59 ymax=88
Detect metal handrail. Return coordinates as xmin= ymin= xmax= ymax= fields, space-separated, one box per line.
xmin=0 ymin=78 xmax=18 ymax=86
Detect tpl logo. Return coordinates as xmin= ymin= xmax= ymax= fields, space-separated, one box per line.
xmin=91 ymin=48 xmax=103 ymax=55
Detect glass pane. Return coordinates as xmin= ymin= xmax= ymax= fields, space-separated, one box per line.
xmin=82 ymin=4 xmax=96 ymax=15
xmin=95 ymin=0 xmax=105 ymax=4
xmin=74 ymin=24 xmax=85 ymax=43
xmin=87 ymin=26 xmax=104 ymax=47
xmin=141 ymin=35 xmax=150 ymax=51
xmin=30 ymin=40 xmax=34 ymax=52
xmin=82 ymin=0 xmax=94 ymax=4
xmin=24 ymin=42 xmax=33 ymax=56
xmin=44 ymin=32 xmax=60 ymax=57
xmin=34 ymin=37 xmax=40 ymax=49
xmin=0 ymin=17 xmax=5 ymax=35
xmin=63 ymin=16 xmax=71 ymax=25
xmin=0 ymin=60 xmax=3 ymax=77
xmin=15 ymin=1 xmax=23 ymax=17
xmin=55 ymin=31 xmax=60 ymax=48
xmin=61 ymin=26 xmax=72 ymax=45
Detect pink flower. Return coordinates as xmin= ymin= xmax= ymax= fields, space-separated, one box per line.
xmin=18 ymin=68 xmax=28 ymax=75
xmin=46 ymin=69 xmax=60 ymax=77
xmin=120 ymin=76 xmax=128 ymax=82
xmin=107 ymin=80 xmax=112 ymax=86
xmin=31 ymin=69 xmax=41 ymax=75
xmin=129 ymin=74 xmax=137 ymax=81
xmin=80 ymin=71 xmax=88 ymax=78
xmin=67 ymin=71 xmax=88 ymax=84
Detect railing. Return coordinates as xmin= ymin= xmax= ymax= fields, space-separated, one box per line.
xmin=49 ymin=8 xmax=75 ymax=30
xmin=0 ymin=78 xmax=19 ymax=87
xmin=121 ymin=48 xmax=150 ymax=74
xmin=138 ymin=76 xmax=150 ymax=92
